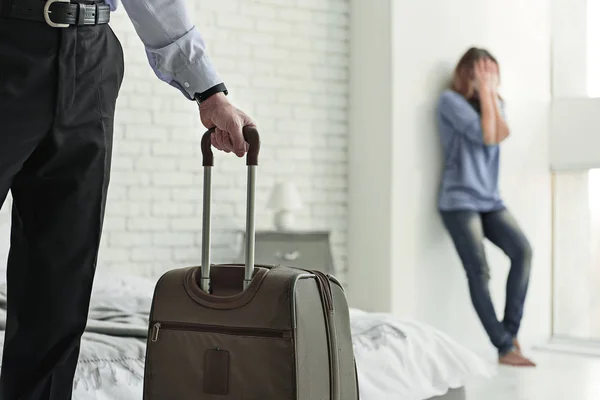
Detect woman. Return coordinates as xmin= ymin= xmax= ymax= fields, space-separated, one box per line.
xmin=436 ymin=48 xmax=535 ymax=367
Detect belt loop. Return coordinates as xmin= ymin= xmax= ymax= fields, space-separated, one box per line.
xmin=77 ymin=2 xmax=85 ymax=25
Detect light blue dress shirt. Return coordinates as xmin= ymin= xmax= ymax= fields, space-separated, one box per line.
xmin=106 ymin=0 xmax=222 ymax=100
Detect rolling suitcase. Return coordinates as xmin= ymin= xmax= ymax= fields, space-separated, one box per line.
xmin=142 ymin=127 xmax=359 ymax=399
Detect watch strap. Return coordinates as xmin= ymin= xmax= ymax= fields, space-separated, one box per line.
xmin=194 ymin=83 xmax=228 ymax=105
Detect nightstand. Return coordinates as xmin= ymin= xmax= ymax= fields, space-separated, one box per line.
xmin=237 ymin=231 xmax=335 ymax=274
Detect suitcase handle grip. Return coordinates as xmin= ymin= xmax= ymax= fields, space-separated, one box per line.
xmin=199 ymin=126 xmax=261 ymax=294
xmin=201 ymin=126 xmax=261 ymax=167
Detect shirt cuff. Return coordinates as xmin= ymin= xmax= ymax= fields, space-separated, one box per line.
xmin=144 ymin=27 xmax=223 ymax=100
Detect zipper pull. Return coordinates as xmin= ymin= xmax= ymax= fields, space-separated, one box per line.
xmin=151 ymin=322 xmax=161 ymax=342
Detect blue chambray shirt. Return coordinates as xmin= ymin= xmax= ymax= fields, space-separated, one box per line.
xmin=436 ymin=90 xmax=506 ymax=213
xmin=106 ymin=0 xmax=222 ymax=99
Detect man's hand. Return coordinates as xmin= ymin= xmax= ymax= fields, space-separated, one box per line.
xmin=199 ymin=93 xmax=256 ymax=157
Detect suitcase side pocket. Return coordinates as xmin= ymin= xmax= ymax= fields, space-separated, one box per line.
xmin=145 ymin=322 xmax=295 ymax=400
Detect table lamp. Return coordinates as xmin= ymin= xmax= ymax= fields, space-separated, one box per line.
xmin=267 ymin=182 xmax=303 ymax=231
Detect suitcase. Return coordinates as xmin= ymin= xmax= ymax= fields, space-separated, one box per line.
xmin=142 ymin=127 xmax=359 ymax=400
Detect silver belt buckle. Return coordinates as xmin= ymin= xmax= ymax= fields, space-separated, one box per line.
xmin=44 ymin=0 xmax=70 ymax=28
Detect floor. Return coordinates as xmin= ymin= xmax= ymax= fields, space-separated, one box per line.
xmin=465 ymin=350 xmax=600 ymax=400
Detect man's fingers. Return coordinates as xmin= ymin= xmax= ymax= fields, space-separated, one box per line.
xmin=218 ymin=129 xmax=234 ymax=153
xmin=235 ymin=114 xmax=256 ymax=157
xmin=203 ymin=102 xmax=255 ymax=158
xmin=228 ymin=119 xmax=246 ymax=158
xmin=211 ymin=130 xmax=229 ymax=153
xmin=210 ymin=132 xmax=223 ymax=151
xmin=222 ymin=131 xmax=235 ymax=153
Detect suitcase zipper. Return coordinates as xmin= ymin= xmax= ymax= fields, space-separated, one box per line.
xmin=150 ymin=322 xmax=291 ymax=342
xmin=311 ymin=270 xmax=340 ymax=400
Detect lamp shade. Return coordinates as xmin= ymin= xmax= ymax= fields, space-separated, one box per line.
xmin=267 ymin=182 xmax=303 ymax=211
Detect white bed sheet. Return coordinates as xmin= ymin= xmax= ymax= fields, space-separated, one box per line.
xmin=350 ymin=308 xmax=495 ymax=400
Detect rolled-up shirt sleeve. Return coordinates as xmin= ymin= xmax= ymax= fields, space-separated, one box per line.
xmin=119 ymin=0 xmax=223 ymax=99
xmin=438 ymin=91 xmax=485 ymax=145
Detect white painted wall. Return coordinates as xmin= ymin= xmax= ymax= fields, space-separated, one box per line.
xmin=552 ymin=172 xmax=592 ymax=337
xmin=347 ymin=0 xmax=394 ymax=315
xmin=549 ymin=0 xmax=600 ymax=171
xmin=548 ymin=0 xmax=600 ymax=342
xmin=550 ymin=98 xmax=600 ymax=170
xmin=348 ymin=0 xmax=552 ymax=353
xmin=552 ymin=0 xmax=588 ymax=97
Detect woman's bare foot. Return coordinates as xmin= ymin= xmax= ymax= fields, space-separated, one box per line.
xmin=499 ymin=349 xmax=536 ymax=367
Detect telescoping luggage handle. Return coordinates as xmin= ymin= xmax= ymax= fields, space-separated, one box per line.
xmin=200 ymin=126 xmax=261 ymax=293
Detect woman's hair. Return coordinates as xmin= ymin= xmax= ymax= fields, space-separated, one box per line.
xmin=451 ymin=47 xmax=499 ymax=99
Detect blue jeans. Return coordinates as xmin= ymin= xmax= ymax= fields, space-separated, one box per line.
xmin=440 ymin=208 xmax=532 ymax=355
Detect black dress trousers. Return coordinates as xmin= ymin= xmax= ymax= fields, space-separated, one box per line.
xmin=0 ymin=12 xmax=124 ymax=400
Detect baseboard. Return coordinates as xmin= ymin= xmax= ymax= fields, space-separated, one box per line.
xmin=533 ymin=337 xmax=600 ymax=357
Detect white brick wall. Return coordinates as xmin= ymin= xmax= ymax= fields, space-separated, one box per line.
xmin=96 ymin=0 xmax=350 ymax=281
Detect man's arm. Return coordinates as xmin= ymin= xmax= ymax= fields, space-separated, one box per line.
xmin=118 ymin=0 xmax=255 ymax=156
xmin=119 ymin=0 xmax=223 ymax=100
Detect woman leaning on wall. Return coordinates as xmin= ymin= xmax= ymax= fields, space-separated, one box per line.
xmin=436 ymin=47 xmax=536 ymax=367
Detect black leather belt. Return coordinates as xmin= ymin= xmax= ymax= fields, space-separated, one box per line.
xmin=5 ymin=0 xmax=110 ymax=27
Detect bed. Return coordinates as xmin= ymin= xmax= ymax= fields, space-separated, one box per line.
xmin=0 ymin=269 xmax=494 ymax=399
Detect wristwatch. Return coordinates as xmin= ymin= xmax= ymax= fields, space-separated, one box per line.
xmin=194 ymin=83 xmax=228 ymax=105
